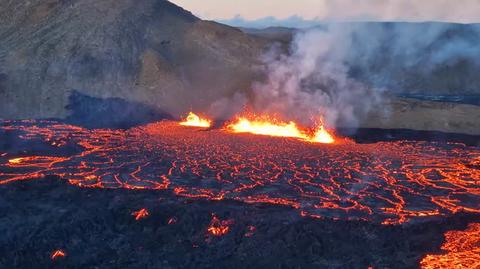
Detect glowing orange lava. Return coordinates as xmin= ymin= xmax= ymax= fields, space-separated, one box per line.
xmin=51 ymin=250 xmax=66 ymax=260
xmin=132 ymin=208 xmax=149 ymax=221
xmin=309 ymin=125 xmax=335 ymax=144
xmin=8 ymin=158 xmax=24 ymax=164
xmin=420 ymin=223 xmax=480 ymax=269
xmin=179 ymin=112 xmax=212 ymax=128
xmin=227 ymin=116 xmax=335 ymax=144
xmin=207 ymin=215 xmax=232 ymax=236
xmin=1 ymin=120 xmax=479 ymax=225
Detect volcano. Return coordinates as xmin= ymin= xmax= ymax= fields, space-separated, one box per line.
xmin=0 ymin=119 xmax=479 ymax=268
xmin=0 ymin=0 xmax=266 ymax=122
xmin=1 ymin=0 xmax=480 ymax=268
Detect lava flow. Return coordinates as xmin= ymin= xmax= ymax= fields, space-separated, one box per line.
xmin=132 ymin=208 xmax=149 ymax=221
xmin=0 ymin=120 xmax=479 ymax=226
xmin=51 ymin=250 xmax=66 ymax=260
xmin=207 ymin=214 xmax=233 ymax=236
xmin=227 ymin=116 xmax=335 ymax=144
xmin=179 ymin=112 xmax=212 ymax=128
xmin=421 ymin=222 xmax=480 ymax=269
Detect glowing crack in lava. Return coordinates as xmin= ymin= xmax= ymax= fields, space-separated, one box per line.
xmin=207 ymin=215 xmax=233 ymax=236
xmin=51 ymin=250 xmax=66 ymax=260
xmin=132 ymin=208 xmax=149 ymax=221
xmin=227 ymin=116 xmax=335 ymax=144
xmin=179 ymin=112 xmax=212 ymax=128
xmin=421 ymin=223 xmax=480 ymax=269
xmin=0 ymin=120 xmax=479 ymax=227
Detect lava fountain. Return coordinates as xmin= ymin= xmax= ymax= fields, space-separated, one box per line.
xmin=227 ymin=116 xmax=335 ymax=144
xmin=179 ymin=112 xmax=212 ymax=128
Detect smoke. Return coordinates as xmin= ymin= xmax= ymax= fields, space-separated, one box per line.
xmin=207 ymin=92 xmax=247 ymax=120
xmin=340 ymin=22 xmax=480 ymax=92
xmin=208 ymin=21 xmax=480 ymax=128
xmin=247 ymin=25 xmax=384 ymax=128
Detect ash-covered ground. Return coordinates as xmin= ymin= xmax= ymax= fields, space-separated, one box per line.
xmin=0 ymin=120 xmax=479 ymax=268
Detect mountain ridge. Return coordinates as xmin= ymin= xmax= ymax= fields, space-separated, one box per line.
xmin=0 ymin=0 xmax=267 ymax=119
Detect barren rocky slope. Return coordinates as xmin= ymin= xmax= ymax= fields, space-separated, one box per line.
xmin=0 ymin=0 xmax=267 ymax=120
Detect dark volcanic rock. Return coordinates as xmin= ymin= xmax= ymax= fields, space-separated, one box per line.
xmin=65 ymin=90 xmax=172 ymax=129
xmin=0 ymin=176 xmax=479 ymax=268
xmin=0 ymin=0 xmax=267 ymax=120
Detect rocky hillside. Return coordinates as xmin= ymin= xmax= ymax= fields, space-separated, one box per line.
xmin=1 ymin=1 xmax=480 ymax=135
xmin=0 ymin=0 xmax=267 ymax=120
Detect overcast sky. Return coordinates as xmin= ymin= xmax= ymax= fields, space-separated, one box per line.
xmin=170 ymin=0 xmax=480 ymax=27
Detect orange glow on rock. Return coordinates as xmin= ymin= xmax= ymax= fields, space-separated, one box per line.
xmin=179 ymin=112 xmax=212 ymax=128
xmin=207 ymin=215 xmax=232 ymax=236
xmin=227 ymin=116 xmax=335 ymax=144
xmin=132 ymin=208 xmax=149 ymax=221
xmin=51 ymin=249 xmax=66 ymax=260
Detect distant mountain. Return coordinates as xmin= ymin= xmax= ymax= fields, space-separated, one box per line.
xmin=0 ymin=0 xmax=267 ymax=120
xmin=240 ymin=27 xmax=295 ymax=43
xmin=219 ymin=15 xmax=322 ymax=29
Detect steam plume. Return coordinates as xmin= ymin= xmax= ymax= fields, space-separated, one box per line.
xmin=249 ymin=25 xmax=384 ymax=128
xmin=209 ymin=21 xmax=480 ymax=128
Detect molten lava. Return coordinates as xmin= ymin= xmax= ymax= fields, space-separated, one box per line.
xmin=2 ymin=119 xmax=478 ymax=267
xmin=228 ymin=117 xmax=304 ymax=138
xmin=1 ymin=120 xmax=479 ymax=225
xmin=207 ymin=215 xmax=232 ymax=236
xmin=227 ymin=116 xmax=335 ymax=144
xmin=8 ymin=158 xmax=24 ymax=164
xmin=179 ymin=112 xmax=212 ymax=128
xmin=132 ymin=208 xmax=149 ymax=221
xmin=309 ymin=125 xmax=335 ymax=144
xmin=421 ymin=223 xmax=480 ymax=269
xmin=51 ymin=250 xmax=66 ymax=260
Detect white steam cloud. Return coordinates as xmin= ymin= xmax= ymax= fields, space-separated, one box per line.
xmin=239 ymin=25 xmax=383 ymax=128
xmin=209 ymin=21 xmax=480 ymax=128
xmin=254 ymin=26 xmax=384 ymax=128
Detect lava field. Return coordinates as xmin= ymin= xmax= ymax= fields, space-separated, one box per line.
xmin=1 ymin=120 xmax=479 ymax=225
xmin=1 ymin=120 xmax=480 ymax=268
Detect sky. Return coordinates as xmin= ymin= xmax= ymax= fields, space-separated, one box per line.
xmin=170 ymin=0 xmax=480 ymax=27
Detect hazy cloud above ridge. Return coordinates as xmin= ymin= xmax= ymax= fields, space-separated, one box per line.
xmin=171 ymin=0 xmax=480 ymax=28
